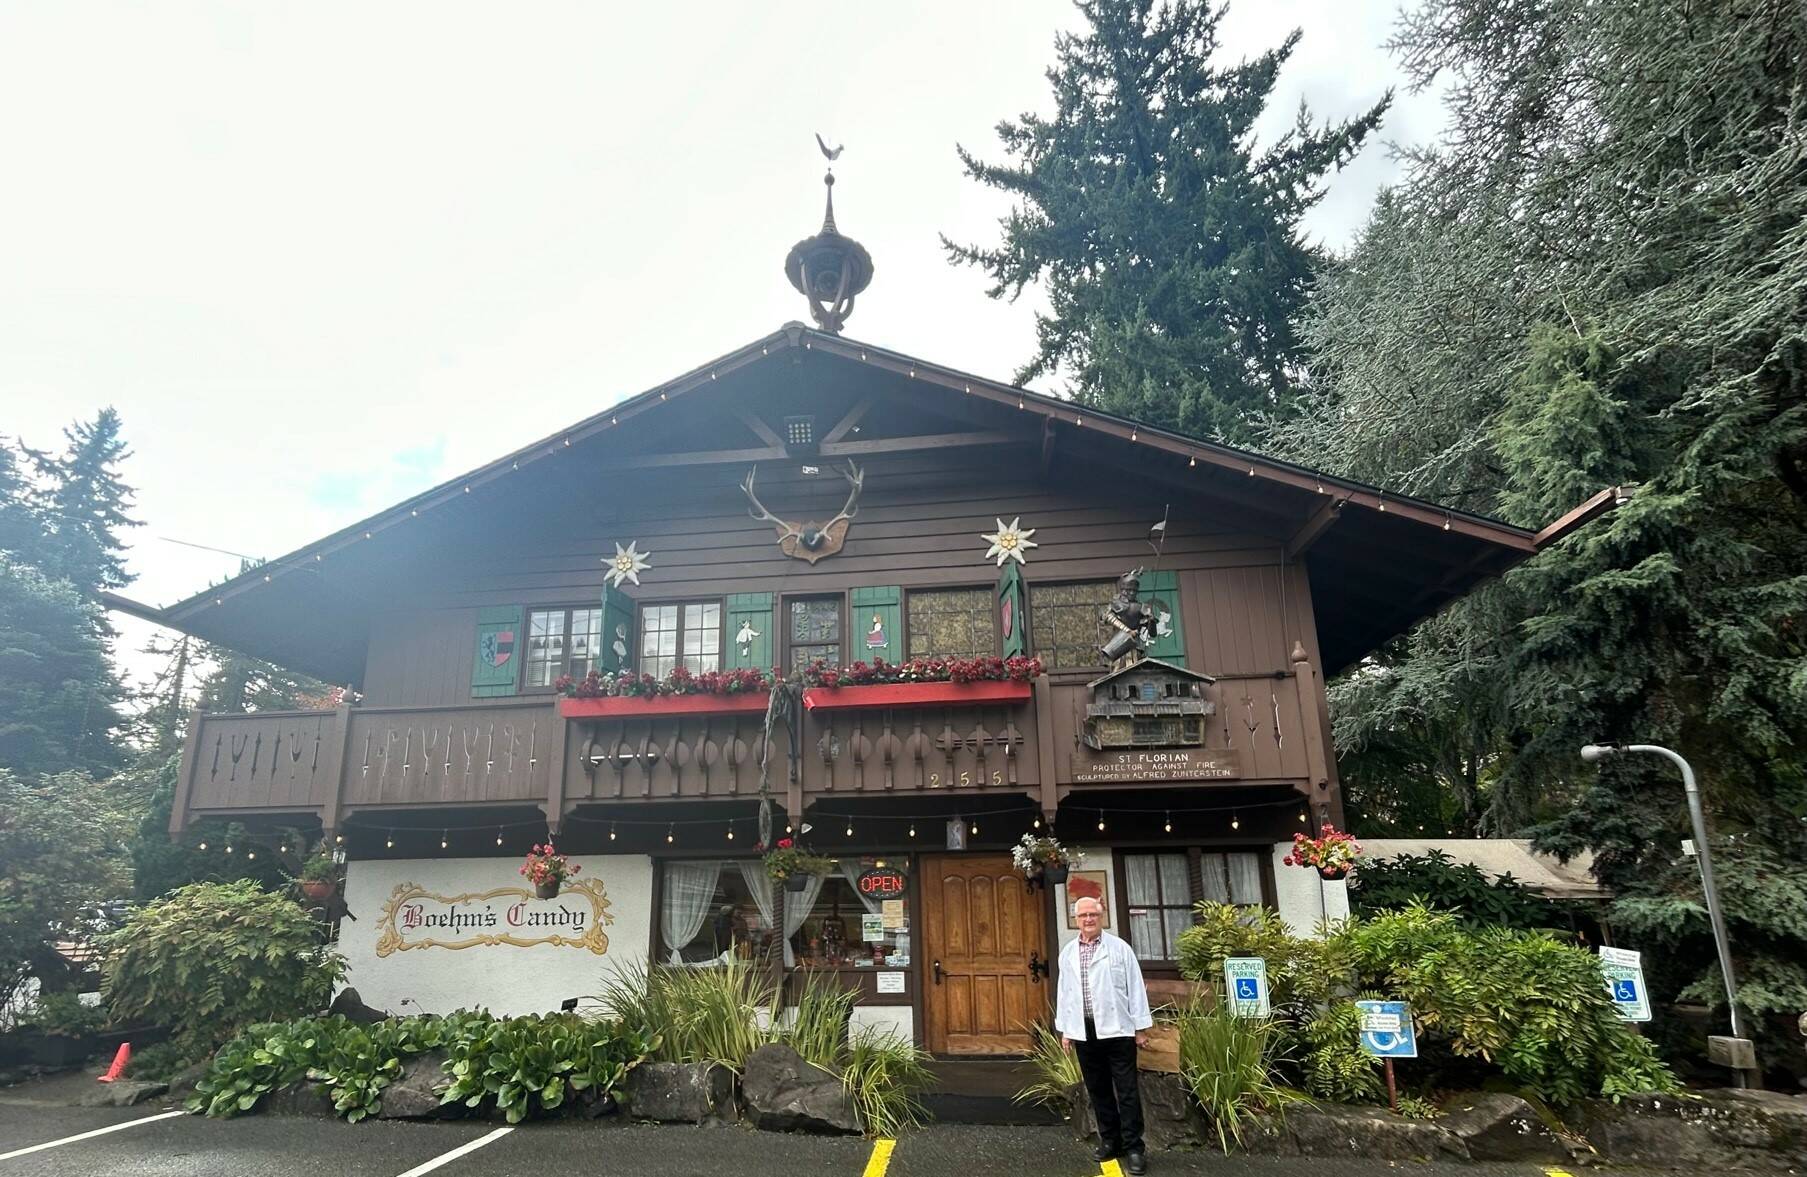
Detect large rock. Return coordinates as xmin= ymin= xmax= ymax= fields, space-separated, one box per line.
xmin=1440 ymin=1092 xmax=1573 ymax=1163
xmin=740 ymin=1044 xmax=860 ymax=1135
xmin=1283 ymin=1103 xmax=1468 ymax=1161
xmin=79 ymin=1079 xmax=169 ymax=1107
xmin=165 ymin=1061 xmax=212 ymax=1103
xmin=1578 ymin=1089 xmax=1807 ymax=1171
xmin=623 ymin=1061 xmax=736 ymax=1125
xmin=375 ymin=1050 xmax=450 ymax=1119
xmin=327 ymin=987 xmax=388 ymax=1025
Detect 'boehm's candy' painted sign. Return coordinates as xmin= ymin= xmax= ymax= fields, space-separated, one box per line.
xmin=374 ymin=880 xmax=615 ymax=957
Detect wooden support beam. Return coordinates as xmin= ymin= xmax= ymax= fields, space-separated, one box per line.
xmin=1039 ymin=417 xmax=1057 ymax=477
xmin=818 ymin=430 xmax=1016 ymax=456
xmin=1284 ymin=497 xmax=1345 ymax=561
xmin=614 ymin=445 xmax=788 ymax=469
xmin=733 ymin=410 xmax=786 ymax=450
xmin=821 ymin=396 xmax=874 ymax=445
xmin=1534 ymin=485 xmax=1628 ymax=549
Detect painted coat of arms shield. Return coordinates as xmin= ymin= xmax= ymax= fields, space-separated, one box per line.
xmin=481 ymin=628 xmax=515 ymax=668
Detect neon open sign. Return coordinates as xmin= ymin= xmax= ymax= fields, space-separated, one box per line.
xmin=857 ymin=868 xmax=907 ymax=897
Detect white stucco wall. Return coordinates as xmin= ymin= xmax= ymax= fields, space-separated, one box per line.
xmin=850 ymin=1005 xmax=913 ymax=1045
xmin=1054 ymin=845 xmax=1115 ymax=951
xmin=337 ymin=854 xmax=654 ymax=1016
xmin=1271 ymin=843 xmax=1349 ymax=937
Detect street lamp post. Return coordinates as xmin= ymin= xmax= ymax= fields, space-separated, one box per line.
xmin=1581 ymin=742 xmax=1753 ymax=1084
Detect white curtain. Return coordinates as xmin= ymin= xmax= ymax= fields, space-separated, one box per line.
xmin=731 ymin=861 xmax=825 ymax=968
xmin=840 ymin=861 xmax=882 ymax=914
xmin=661 ymin=860 xmax=722 ymax=965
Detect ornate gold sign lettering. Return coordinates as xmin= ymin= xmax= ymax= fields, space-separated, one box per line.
xmin=374 ymin=879 xmax=614 ymax=957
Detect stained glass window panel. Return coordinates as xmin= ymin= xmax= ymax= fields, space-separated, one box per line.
xmin=906 ymin=588 xmax=993 ymax=660
xmin=788 ymin=597 xmax=842 ymax=671
xmin=1028 ymin=582 xmax=1114 ymax=671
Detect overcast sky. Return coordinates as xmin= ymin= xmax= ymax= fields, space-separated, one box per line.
xmin=0 ymin=1 xmax=1444 ymax=698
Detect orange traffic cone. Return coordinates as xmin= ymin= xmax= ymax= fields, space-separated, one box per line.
xmin=96 ymin=1041 xmax=130 ymax=1083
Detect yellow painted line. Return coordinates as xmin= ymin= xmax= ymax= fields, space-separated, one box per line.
xmin=1545 ymin=1170 xmax=1576 ymax=1177
xmin=1100 ymin=1160 xmax=1124 ymax=1177
xmin=862 ymin=1137 xmax=896 ymax=1177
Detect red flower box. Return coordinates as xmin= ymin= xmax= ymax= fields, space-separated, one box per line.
xmin=802 ymin=680 xmax=1033 ymax=711
xmin=559 ymin=693 xmax=771 ymax=719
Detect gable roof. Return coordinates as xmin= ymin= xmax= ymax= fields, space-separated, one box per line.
xmin=105 ymin=322 xmax=1594 ymax=680
xmin=1088 ymin=658 xmax=1217 ymax=689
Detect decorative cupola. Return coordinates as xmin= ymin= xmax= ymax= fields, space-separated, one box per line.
xmin=784 ymin=135 xmax=874 ymax=334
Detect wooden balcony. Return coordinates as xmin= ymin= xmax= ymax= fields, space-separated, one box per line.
xmin=172 ymin=667 xmax=1329 ymax=834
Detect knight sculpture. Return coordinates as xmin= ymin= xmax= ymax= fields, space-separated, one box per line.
xmin=1099 ymin=566 xmax=1159 ymax=667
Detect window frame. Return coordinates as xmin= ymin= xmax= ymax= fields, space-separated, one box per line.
xmin=1111 ymin=846 xmax=1278 ymax=968
xmin=1027 ymin=579 xmax=1118 ymax=677
xmin=635 ymin=597 xmax=725 ymax=679
xmin=519 ymin=603 xmax=607 ymax=693
xmin=781 ymin=592 xmax=847 ymax=673
xmin=903 ymin=584 xmax=998 ymax=662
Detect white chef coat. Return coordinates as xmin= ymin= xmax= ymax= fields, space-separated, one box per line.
xmin=1055 ymin=930 xmax=1154 ymax=1041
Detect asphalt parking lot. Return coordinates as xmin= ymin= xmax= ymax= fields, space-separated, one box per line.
xmin=0 ymin=1094 xmax=1665 ymax=1177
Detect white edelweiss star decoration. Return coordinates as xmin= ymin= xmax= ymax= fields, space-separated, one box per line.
xmin=981 ymin=517 xmax=1038 ymax=566
xmin=603 ymin=541 xmax=652 ymax=588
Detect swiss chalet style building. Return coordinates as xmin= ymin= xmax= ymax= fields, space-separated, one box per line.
xmin=116 ymin=177 xmax=1604 ymax=1052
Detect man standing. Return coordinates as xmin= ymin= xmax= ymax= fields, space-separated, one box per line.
xmin=1056 ymin=895 xmax=1153 ymax=1174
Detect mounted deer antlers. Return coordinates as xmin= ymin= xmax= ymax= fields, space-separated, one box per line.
xmin=741 ymin=461 xmax=863 ymax=564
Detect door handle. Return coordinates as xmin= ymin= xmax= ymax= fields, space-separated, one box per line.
xmin=932 ymin=960 xmax=944 ymax=985
xmin=1028 ymin=951 xmax=1048 ymax=983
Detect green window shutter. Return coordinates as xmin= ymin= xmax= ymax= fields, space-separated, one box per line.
xmin=599 ymin=585 xmax=636 ymax=674
xmin=996 ymin=563 xmax=1029 ymax=659
xmin=725 ymin=592 xmax=774 ymax=671
xmin=851 ymin=585 xmax=902 ymax=663
xmin=1142 ymin=569 xmax=1186 ymax=666
xmin=471 ymin=605 xmax=523 ymax=698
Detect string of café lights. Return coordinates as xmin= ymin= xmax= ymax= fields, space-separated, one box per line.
xmin=186 ymin=794 xmax=1311 ymax=856
xmin=195 ymin=337 xmax=1462 ymax=608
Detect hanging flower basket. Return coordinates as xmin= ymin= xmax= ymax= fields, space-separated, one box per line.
xmin=1284 ymin=825 xmax=1362 ymax=880
xmin=299 ymin=878 xmax=337 ymax=901
xmin=785 ymin=874 xmax=812 ymax=894
xmin=1012 ymin=833 xmax=1083 ymax=881
xmin=295 ymin=844 xmax=338 ymax=902
xmin=521 ymin=843 xmax=579 ymax=898
xmin=1042 ymin=863 xmax=1071 ymax=885
xmin=760 ymin=839 xmax=831 ymax=892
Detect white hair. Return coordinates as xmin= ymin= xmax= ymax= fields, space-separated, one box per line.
xmin=1073 ymin=896 xmax=1104 ymax=914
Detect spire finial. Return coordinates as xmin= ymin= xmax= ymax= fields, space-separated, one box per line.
xmin=785 ymin=135 xmax=872 ymax=334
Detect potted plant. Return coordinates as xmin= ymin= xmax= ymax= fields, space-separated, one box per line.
xmin=1283 ymin=825 xmax=1363 ymax=880
xmin=520 ymin=843 xmax=580 ymax=898
xmin=296 ymin=848 xmax=338 ymax=901
xmin=1012 ymin=833 xmax=1082 ymax=884
xmin=760 ymin=838 xmax=833 ymax=893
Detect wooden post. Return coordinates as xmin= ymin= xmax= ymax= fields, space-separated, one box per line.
xmin=168 ymin=710 xmax=204 ymax=837
xmin=1032 ymin=673 xmax=1060 ymax=822
xmin=544 ymin=705 xmax=570 ymax=836
xmin=319 ymin=703 xmax=354 ymax=840
xmin=1385 ymin=1058 xmax=1398 ymax=1113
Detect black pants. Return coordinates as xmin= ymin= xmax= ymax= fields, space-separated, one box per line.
xmin=1075 ymin=1016 xmax=1143 ymax=1152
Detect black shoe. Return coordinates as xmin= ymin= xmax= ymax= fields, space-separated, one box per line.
xmin=1124 ymin=1149 xmax=1148 ymax=1175
xmin=1092 ymin=1143 xmax=1120 ymax=1162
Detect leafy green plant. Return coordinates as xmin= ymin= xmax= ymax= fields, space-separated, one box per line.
xmin=18 ymin=992 xmax=109 ymax=1037
xmin=103 ymin=880 xmax=344 ymax=1056
xmin=1176 ymin=1000 xmax=1304 ymax=1154
xmin=1014 ymin=1020 xmax=1082 ymax=1113
xmin=1350 ymin=851 xmax=1556 ymax=931
xmin=188 ymin=1020 xmax=327 ymax=1116
xmin=439 ymin=1012 xmax=653 ymax=1124
xmin=124 ymin=1039 xmax=203 ymax=1081
xmin=598 ymin=961 xmax=775 ymax=1070
xmin=1395 ymin=1094 xmax=1443 ymax=1120
xmin=1175 ymin=902 xmax=1342 ymax=1007
xmin=842 ymin=1026 xmax=932 ymax=1138
xmin=1294 ymin=1000 xmax=1384 ymax=1104
xmin=784 ymin=971 xmax=857 ymax=1068
xmin=307 ymin=1018 xmax=409 ymax=1122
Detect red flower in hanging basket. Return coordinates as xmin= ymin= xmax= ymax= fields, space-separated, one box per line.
xmin=1284 ymin=825 xmax=1363 ymax=876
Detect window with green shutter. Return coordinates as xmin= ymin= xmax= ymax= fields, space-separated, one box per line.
xmin=599 ymin=585 xmax=635 ymax=674
xmin=996 ymin=562 xmax=1029 ymax=659
xmin=1141 ymin=569 xmax=1187 ymax=666
xmin=851 ymin=585 xmax=901 ymax=664
xmin=471 ymin=606 xmax=523 ymax=698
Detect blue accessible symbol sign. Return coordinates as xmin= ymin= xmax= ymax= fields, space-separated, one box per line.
xmin=1599 ymin=946 xmax=1652 ymax=1022
xmin=1355 ymin=1000 xmax=1418 ymax=1058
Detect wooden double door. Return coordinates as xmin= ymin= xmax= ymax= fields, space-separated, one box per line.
xmin=920 ymin=853 xmax=1051 ymax=1054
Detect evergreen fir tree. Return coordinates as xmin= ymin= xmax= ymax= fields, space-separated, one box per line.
xmin=29 ymin=408 xmax=138 ymax=600
xmin=945 ymin=0 xmax=1388 ymax=443
xmin=0 ymin=557 xmax=127 ymax=776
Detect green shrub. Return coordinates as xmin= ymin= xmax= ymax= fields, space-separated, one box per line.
xmin=1175 ymin=903 xmax=1342 ymax=1007
xmin=784 ymin=972 xmax=858 ymax=1068
xmin=1176 ymin=1000 xmax=1303 ymax=1154
xmin=842 ymin=1026 xmax=932 ymax=1138
xmin=1395 ymin=1094 xmax=1443 ymax=1120
xmin=124 ymin=1039 xmax=203 ymax=1081
xmin=1014 ymin=1020 xmax=1082 ymax=1113
xmin=18 ymin=992 xmax=109 ymax=1037
xmin=1338 ymin=904 xmax=1678 ymax=1105
xmin=439 ymin=1011 xmax=655 ymax=1124
xmin=1349 ymin=850 xmax=1558 ymax=931
xmin=188 ymin=1011 xmax=653 ymax=1123
xmin=103 ymin=881 xmax=344 ymax=1055
xmin=1294 ymin=1000 xmax=1383 ymax=1104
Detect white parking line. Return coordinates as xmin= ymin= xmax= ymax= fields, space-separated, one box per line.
xmin=394 ymin=1125 xmax=515 ymax=1176
xmin=0 ymin=1109 xmax=187 ymax=1162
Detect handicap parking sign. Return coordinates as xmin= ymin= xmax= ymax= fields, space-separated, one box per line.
xmin=1599 ymin=946 xmax=1652 ymax=1022
xmin=1222 ymin=957 xmax=1270 ymax=1018
xmin=1355 ymin=1000 xmax=1418 ymax=1058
